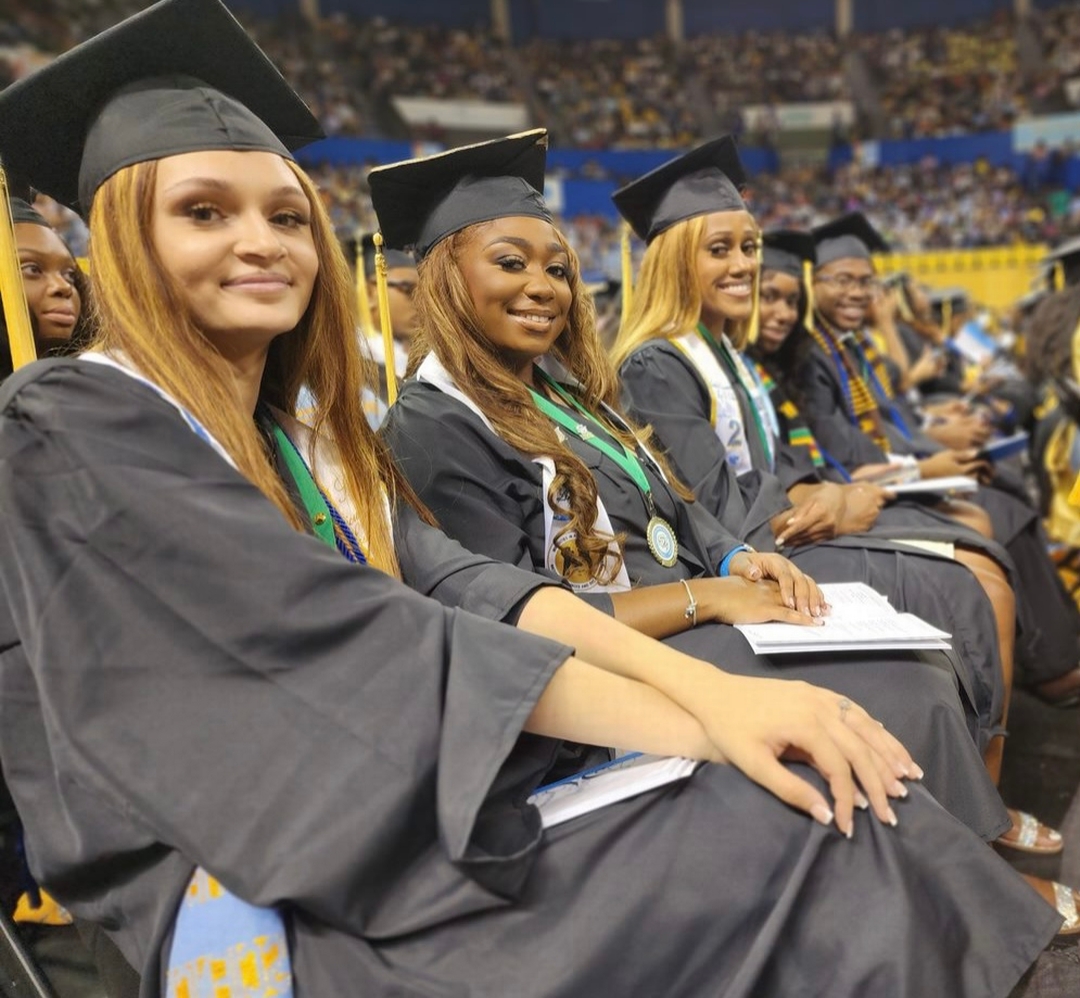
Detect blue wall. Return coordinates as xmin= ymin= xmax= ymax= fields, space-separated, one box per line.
xmin=853 ymin=0 xmax=1011 ymax=32
xmin=683 ymin=0 xmax=833 ymax=35
xmin=508 ymin=0 xmax=665 ymax=41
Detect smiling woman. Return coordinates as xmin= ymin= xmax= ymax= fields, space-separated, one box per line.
xmin=457 ymin=220 xmax=573 ymax=382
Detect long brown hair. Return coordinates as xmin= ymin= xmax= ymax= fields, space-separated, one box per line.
xmin=611 ymin=213 xmax=758 ymax=368
xmin=409 ymin=220 xmax=689 ymax=586
xmin=88 ymin=157 xmax=430 ymax=577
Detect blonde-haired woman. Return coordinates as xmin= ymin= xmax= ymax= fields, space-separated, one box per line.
xmin=610 ymin=142 xmax=1077 ymax=904
xmin=4 ymin=2 xmax=1066 ymax=992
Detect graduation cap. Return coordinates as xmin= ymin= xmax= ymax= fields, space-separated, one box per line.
xmin=581 ymin=272 xmax=621 ymax=299
xmin=811 ymin=212 xmax=889 ymax=267
xmin=0 ymin=0 xmax=323 ymax=214
xmin=927 ymin=287 xmax=970 ymax=312
xmin=612 ymin=135 xmax=747 ymax=244
xmin=368 ymin=130 xmax=551 ymax=259
xmin=8 ymin=198 xmax=49 ymax=228
xmin=761 ymin=230 xmax=815 ymax=278
xmin=1042 ymin=235 xmax=1080 ymax=290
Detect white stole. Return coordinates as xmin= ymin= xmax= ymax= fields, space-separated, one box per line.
xmin=416 ymin=353 xmax=631 ymax=594
xmin=670 ymin=331 xmax=777 ymax=476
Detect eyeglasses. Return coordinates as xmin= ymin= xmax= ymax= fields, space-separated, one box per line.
xmin=385 ymin=280 xmax=417 ymax=298
xmin=815 ymin=274 xmax=880 ymax=293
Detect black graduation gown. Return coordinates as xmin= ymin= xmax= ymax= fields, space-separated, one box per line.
xmin=796 ymin=339 xmax=1080 ymax=685
xmin=383 ymin=378 xmax=1009 ymax=840
xmin=618 ymin=341 xmax=1006 ymax=743
xmin=0 ymin=360 xmax=1060 ymax=998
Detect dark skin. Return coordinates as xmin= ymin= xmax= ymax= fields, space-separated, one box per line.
xmin=758 ymin=269 xmax=892 ymax=547
xmin=457 ymin=216 xmax=827 ymax=630
xmin=813 ymin=258 xmax=991 ymax=484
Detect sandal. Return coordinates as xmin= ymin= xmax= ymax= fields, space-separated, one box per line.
xmin=1022 ymin=875 xmax=1080 ymax=938
xmin=995 ymin=809 xmax=1064 ymax=855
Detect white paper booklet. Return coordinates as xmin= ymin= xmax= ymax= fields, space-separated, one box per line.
xmin=527 ymin=753 xmax=701 ymax=829
xmin=735 ymin=582 xmax=951 ymax=655
xmin=886 ymin=475 xmax=978 ymax=496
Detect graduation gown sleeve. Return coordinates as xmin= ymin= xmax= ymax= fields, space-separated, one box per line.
xmin=394 ymin=503 xmax=559 ymax=624
xmin=383 ymin=381 xmax=617 ymax=613
xmin=619 ymin=342 xmax=789 ymax=545
xmin=0 ymin=360 xmax=571 ymax=947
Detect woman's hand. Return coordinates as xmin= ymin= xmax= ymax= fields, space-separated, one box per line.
xmin=701 ymin=673 xmax=921 ymax=836
xmin=698 ymin=577 xmax=822 ymax=626
xmin=924 ymin=412 xmax=992 ymax=451
xmin=727 ymin=550 xmax=827 ymax=617
xmin=905 ymin=346 xmax=946 ymax=388
xmin=918 ymin=448 xmax=991 ymax=483
xmin=836 ymin=482 xmax=890 ymax=534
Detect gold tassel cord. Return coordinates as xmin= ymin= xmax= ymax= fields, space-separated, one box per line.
xmin=746 ymin=242 xmax=762 ymax=345
xmin=1055 ymin=261 xmax=1065 ymax=293
xmin=941 ymin=299 xmax=952 ymax=340
xmin=0 ymin=164 xmax=36 ymax=370
xmin=355 ymin=239 xmax=373 ymax=336
xmin=802 ymin=259 xmax=816 ymax=330
xmin=620 ymin=222 xmax=634 ymax=328
xmin=373 ymin=232 xmax=398 ymax=405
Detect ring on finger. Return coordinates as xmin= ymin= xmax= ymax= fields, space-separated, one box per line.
xmin=838 ymin=697 xmax=852 ymax=723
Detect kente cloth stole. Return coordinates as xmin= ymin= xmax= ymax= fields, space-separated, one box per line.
xmin=806 ymin=318 xmax=890 ymax=451
xmin=753 ymin=362 xmax=824 ymax=468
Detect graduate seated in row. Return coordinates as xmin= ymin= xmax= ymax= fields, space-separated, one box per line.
xmin=758 ymin=210 xmax=1080 ymax=711
xmin=599 ymin=139 xmax=1062 ymax=860
xmin=0 ymin=195 xmax=139 ymax=998
xmin=0 ymin=1 xmax=1066 ymax=994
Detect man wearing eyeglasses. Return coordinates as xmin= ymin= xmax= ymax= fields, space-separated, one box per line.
xmin=794 ymin=212 xmax=1080 ymax=711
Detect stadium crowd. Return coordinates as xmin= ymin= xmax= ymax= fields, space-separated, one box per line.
xmin=5 ymin=1 xmax=1080 ymax=144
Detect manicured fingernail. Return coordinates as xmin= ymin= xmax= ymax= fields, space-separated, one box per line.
xmin=885 ymin=807 xmax=898 ymax=827
xmin=845 ymin=823 xmax=854 ymax=840
xmin=891 ymin=781 xmax=908 ymax=798
xmin=786 ymin=597 xmax=795 ymax=608
xmin=854 ymin=791 xmax=870 ymax=810
xmin=811 ymin=803 xmax=834 ymax=827
xmin=909 ymin=763 xmax=925 ymax=780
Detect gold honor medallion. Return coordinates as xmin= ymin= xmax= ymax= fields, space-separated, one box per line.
xmin=646 ymin=515 xmax=679 ymax=567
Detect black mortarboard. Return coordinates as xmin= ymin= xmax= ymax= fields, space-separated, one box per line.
xmin=359 ymin=233 xmax=414 ymax=277
xmin=1043 ymin=235 xmax=1080 ymax=289
xmin=812 ymin=212 xmax=889 ymax=266
xmin=9 ymin=198 xmax=49 ymax=228
xmin=368 ymin=130 xmax=550 ymax=258
xmin=927 ymin=287 xmax=969 ymax=311
xmin=0 ymin=0 xmax=322 ymax=214
xmin=762 ymin=230 xmax=815 ymax=277
xmin=612 ymin=135 xmax=747 ymax=244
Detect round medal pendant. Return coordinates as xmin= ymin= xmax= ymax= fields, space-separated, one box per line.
xmin=646 ymin=515 xmax=679 ymax=567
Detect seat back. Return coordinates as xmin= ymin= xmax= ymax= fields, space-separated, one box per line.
xmin=165 ymin=868 xmax=292 ymax=998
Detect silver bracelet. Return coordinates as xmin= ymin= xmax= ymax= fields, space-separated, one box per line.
xmin=680 ymin=579 xmax=698 ymax=629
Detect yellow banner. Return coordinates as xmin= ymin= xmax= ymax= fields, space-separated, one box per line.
xmin=876 ymin=244 xmax=1047 ymax=311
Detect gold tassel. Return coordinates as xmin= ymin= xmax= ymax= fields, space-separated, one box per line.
xmin=941 ymin=299 xmax=952 ymax=340
xmin=746 ymin=243 xmax=762 ymax=345
xmin=0 ymin=164 xmax=36 ymax=370
xmin=373 ymin=232 xmax=397 ymax=405
xmin=1054 ymin=261 xmax=1065 ymax=293
xmin=355 ymin=239 xmax=373 ymax=336
xmin=802 ymin=259 xmax=816 ymax=329
xmin=620 ymin=222 xmax=634 ymax=327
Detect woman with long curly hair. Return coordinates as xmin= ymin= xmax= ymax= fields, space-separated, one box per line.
xmin=376 ymin=130 xmax=1057 ymax=868
xmin=2 ymin=2 xmax=1066 ymax=993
